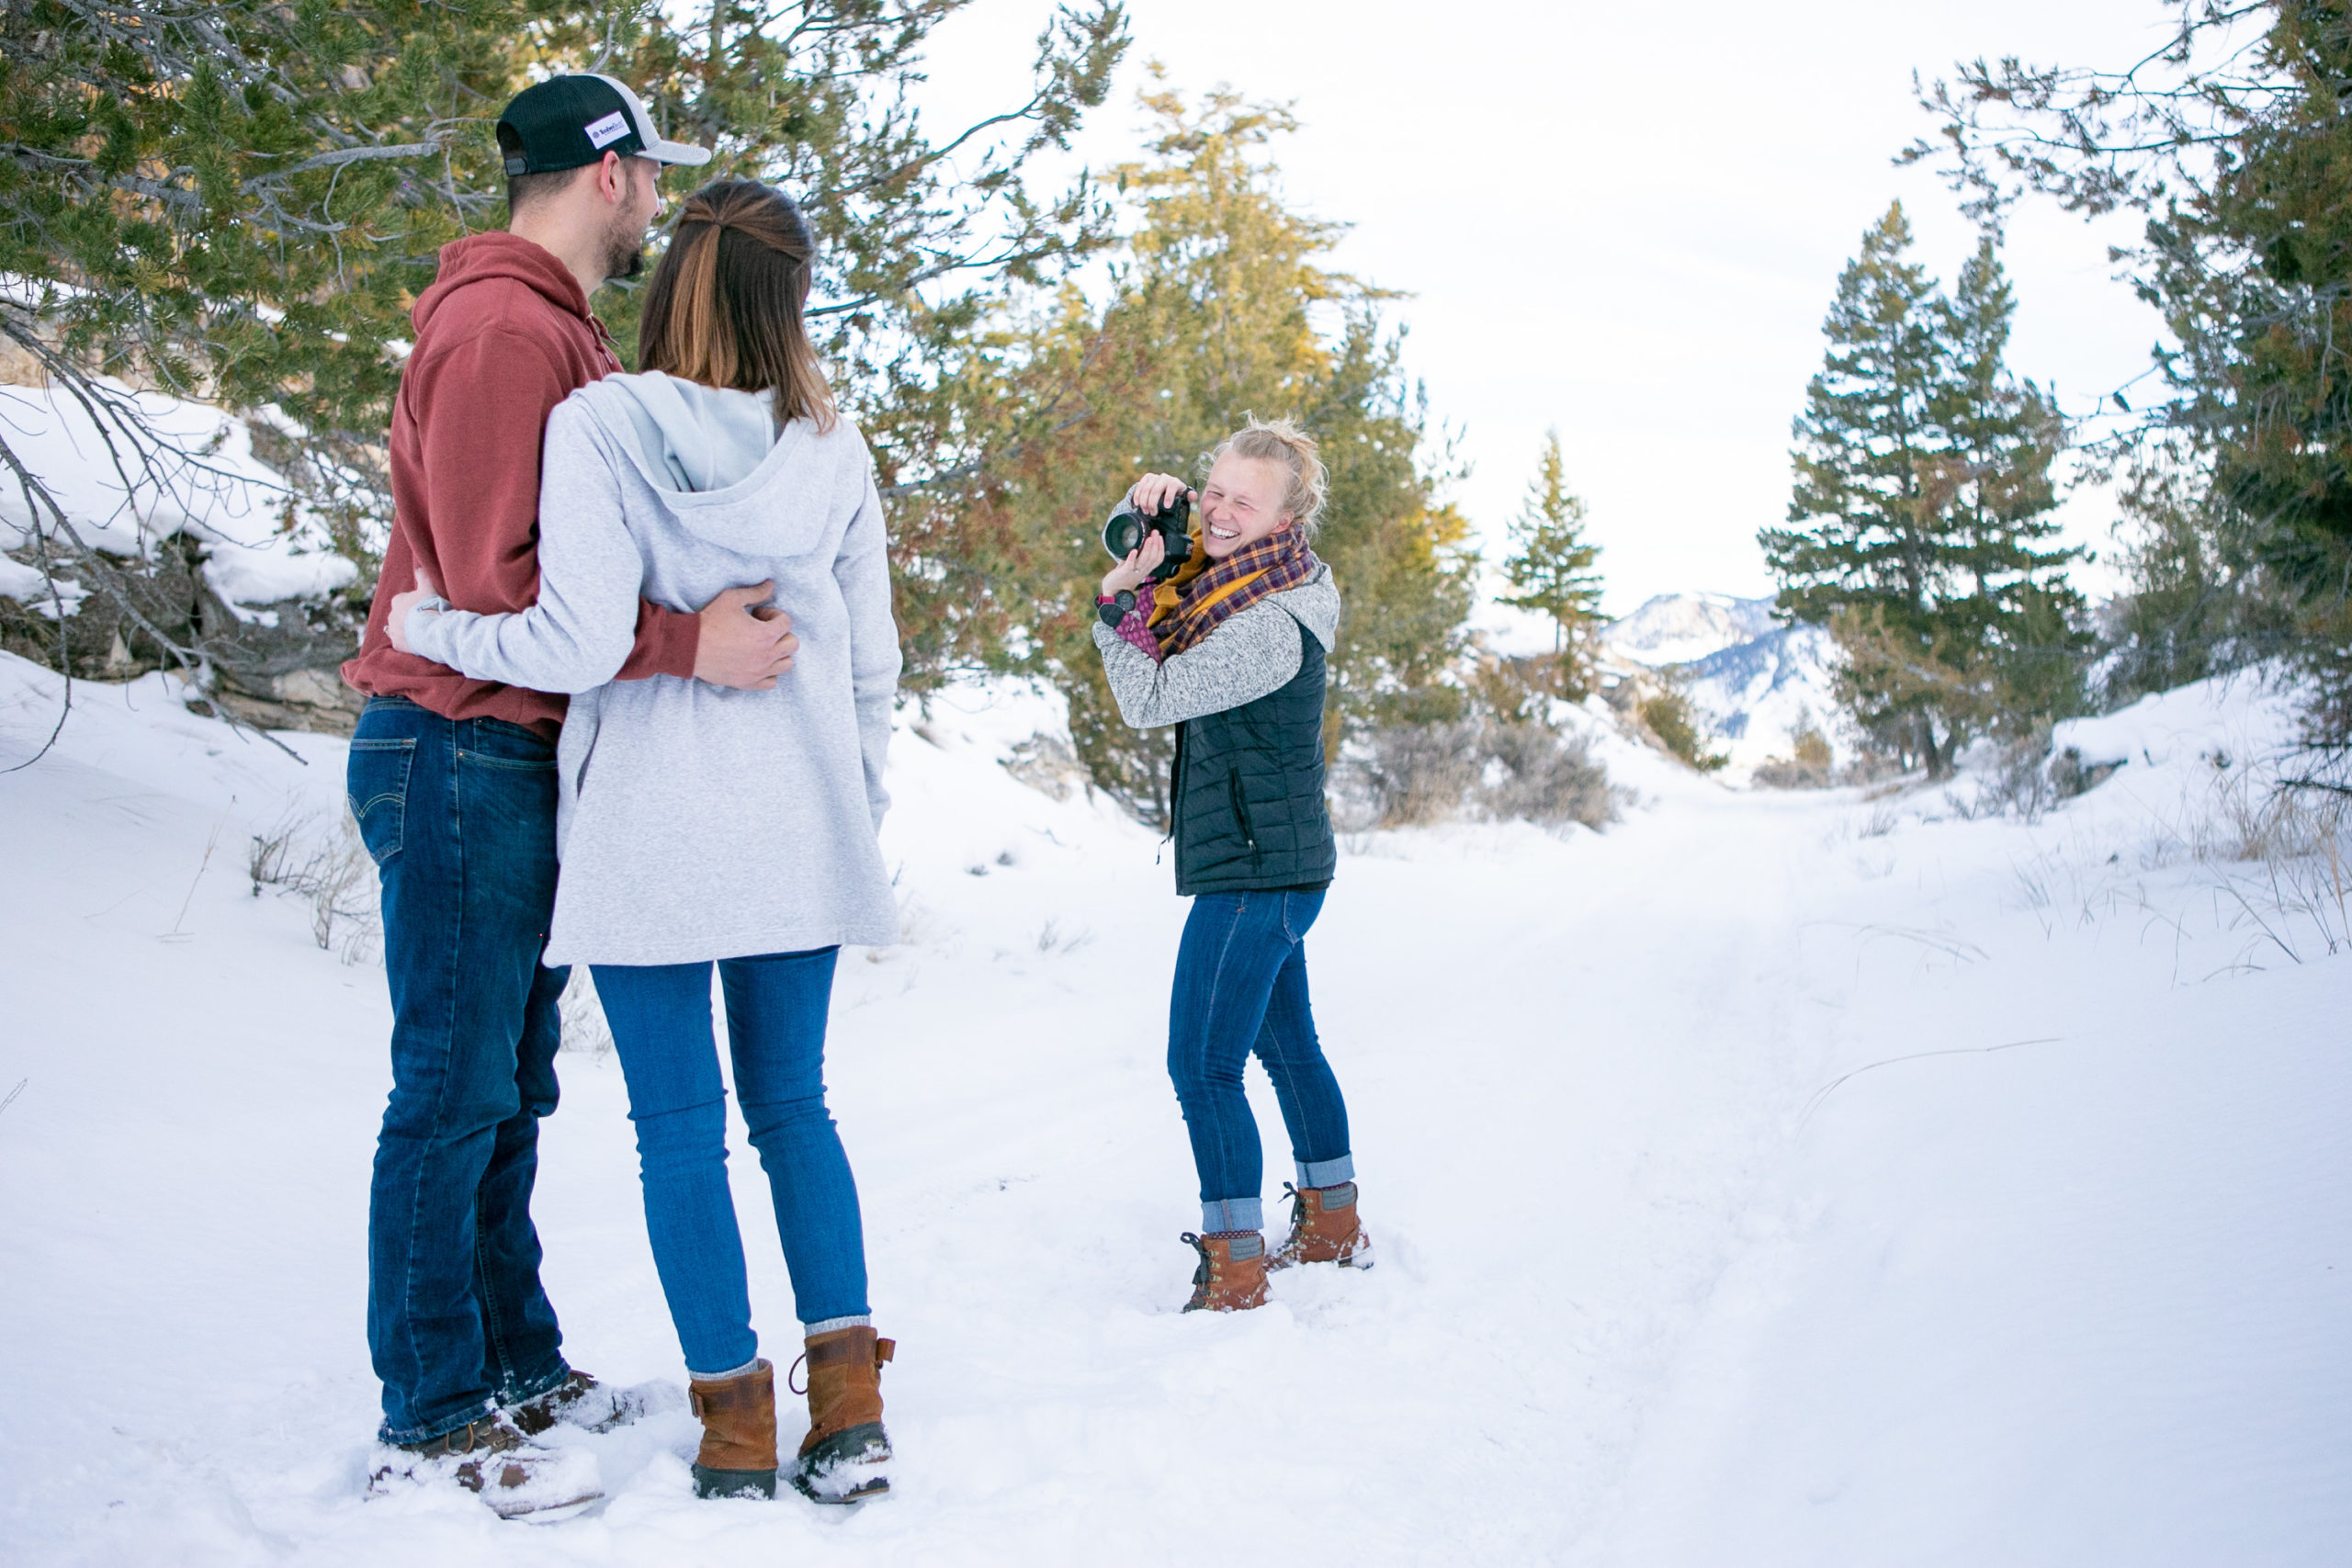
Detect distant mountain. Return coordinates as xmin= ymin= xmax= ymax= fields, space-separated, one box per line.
xmin=1600 ymin=592 xmax=1779 ymax=668
xmin=1600 ymin=594 xmax=1847 ymax=777
xmin=1471 ymin=588 xmax=1849 ymax=779
xmin=1680 ymin=624 xmax=1845 ymax=774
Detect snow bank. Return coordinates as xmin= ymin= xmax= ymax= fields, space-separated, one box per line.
xmin=2052 ymin=669 xmax=2304 ymax=776
xmin=0 ymin=379 xmax=356 ymax=610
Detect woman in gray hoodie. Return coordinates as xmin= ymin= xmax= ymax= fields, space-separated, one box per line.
xmin=387 ymin=180 xmax=899 ymax=1506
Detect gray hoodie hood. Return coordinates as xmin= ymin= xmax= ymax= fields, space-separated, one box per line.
xmin=572 ymin=370 xmax=861 ymax=557
xmin=1274 ymin=562 xmax=1341 ymax=650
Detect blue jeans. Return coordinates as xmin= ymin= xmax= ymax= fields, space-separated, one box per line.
xmin=351 ymin=696 xmax=573 ymax=1445
xmin=591 ymin=949 xmax=869 ymax=1376
xmin=1167 ymin=889 xmax=1353 ymax=1234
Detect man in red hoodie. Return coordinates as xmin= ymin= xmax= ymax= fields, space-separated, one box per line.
xmin=344 ymin=75 xmax=793 ymax=1515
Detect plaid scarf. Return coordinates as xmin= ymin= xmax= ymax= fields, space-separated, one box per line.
xmin=1148 ymin=524 xmax=1318 ymax=657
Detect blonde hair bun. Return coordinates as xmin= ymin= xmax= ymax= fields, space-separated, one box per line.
xmin=1206 ymin=414 xmax=1329 ymax=537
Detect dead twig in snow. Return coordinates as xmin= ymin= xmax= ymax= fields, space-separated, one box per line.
xmin=1800 ymin=1036 xmax=2064 ymax=1129
xmin=161 ymin=803 xmax=230 ymax=942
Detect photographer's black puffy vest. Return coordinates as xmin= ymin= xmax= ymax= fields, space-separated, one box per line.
xmin=1170 ymin=611 xmax=1338 ymax=896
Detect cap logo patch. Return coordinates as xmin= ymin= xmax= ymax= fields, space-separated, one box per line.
xmin=584 ymin=110 xmax=630 ymax=150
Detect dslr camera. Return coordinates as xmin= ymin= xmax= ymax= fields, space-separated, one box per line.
xmin=1097 ymin=492 xmax=1193 ymax=628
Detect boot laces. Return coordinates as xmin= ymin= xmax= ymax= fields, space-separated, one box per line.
xmin=1180 ymin=1231 xmax=1213 ymax=1289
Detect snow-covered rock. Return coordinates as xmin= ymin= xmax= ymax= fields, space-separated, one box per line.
xmin=0 ymin=378 xmax=356 ymax=611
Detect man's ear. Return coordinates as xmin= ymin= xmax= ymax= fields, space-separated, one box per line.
xmin=592 ymin=150 xmax=627 ymax=207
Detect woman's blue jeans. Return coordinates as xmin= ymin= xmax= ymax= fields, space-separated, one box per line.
xmin=591 ymin=948 xmax=869 ymax=1376
xmin=1167 ymin=889 xmax=1354 ymax=1234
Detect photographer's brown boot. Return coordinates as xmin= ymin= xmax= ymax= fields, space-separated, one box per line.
xmin=1182 ymin=1231 xmax=1270 ymax=1312
xmin=791 ymin=1327 xmax=894 ymax=1504
xmin=1268 ymin=1181 xmax=1373 ymax=1271
xmin=688 ymin=1359 xmax=779 ymax=1499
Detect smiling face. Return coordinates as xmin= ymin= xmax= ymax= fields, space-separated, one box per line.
xmin=1197 ymin=451 xmax=1295 ymax=559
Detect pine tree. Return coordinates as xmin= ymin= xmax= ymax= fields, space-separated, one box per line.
xmin=1917 ymin=5 xmax=2352 ymax=742
xmin=1499 ymin=428 xmax=1604 ymax=694
xmin=1935 ymin=237 xmax=2086 ymax=719
xmin=1762 ymin=204 xmax=2082 ymax=775
xmin=1764 ymin=203 xmax=1946 ymax=637
xmin=0 ymin=1 xmax=1125 ymax=695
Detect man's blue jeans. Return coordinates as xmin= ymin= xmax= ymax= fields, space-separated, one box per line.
xmin=350 ymin=696 xmax=572 ymax=1445
xmin=591 ymin=948 xmax=870 ymax=1377
xmin=1167 ymin=889 xmax=1354 ymax=1235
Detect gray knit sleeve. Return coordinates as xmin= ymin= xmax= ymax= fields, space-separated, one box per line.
xmin=1091 ymin=602 xmax=1304 ymax=729
xmin=402 ymin=405 xmax=643 ymax=694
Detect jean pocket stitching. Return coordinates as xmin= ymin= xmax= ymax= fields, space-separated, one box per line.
xmin=346 ymin=739 xmax=414 ymax=866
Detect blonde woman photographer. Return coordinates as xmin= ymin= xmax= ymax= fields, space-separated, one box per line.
xmin=1094 ymin=418 xmax=1374 ymax=1311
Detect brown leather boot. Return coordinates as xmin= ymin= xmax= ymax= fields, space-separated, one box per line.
xmin=1268 ymin=1180 xmax=1374 ymax=1271
xmin=368 ymin=1412 xmax=603 ymax=1519
xmin=791 ymin=1326 xmax=894 ymax=1504
xmin=1182 ymin=1231 xmax=1270 ymax=1312
xmin=688 ymin=1359 xmax=779 ymax=1499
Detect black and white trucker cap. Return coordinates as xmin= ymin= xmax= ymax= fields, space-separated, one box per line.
xmin=495 ymin=73 xmax=712 ymax=177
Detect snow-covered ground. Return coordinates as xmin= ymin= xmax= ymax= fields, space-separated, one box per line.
xmin=2 ymin=653 xmax=2345 ymax=1566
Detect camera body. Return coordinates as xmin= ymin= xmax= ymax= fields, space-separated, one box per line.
xmin=1098 ymin=493 xmax=1194 ymax=629
xmin=1102 ymin=494 xmax=1193 ymax=582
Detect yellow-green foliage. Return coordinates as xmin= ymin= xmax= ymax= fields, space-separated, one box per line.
xmin=1639 ymin=686 xmax=1729 ymax=773
xmin=921 ymin=85 xmax=1477 ymax=816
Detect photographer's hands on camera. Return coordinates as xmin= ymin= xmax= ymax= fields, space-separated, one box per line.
xmin=1102 ymin=473 xmax=1193 ymax=599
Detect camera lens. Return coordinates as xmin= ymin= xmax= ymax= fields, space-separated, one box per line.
xmin=1103 ymin=513 xmax=1143 ymax=558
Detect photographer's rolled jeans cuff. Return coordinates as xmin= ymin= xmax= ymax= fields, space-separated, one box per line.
xmin=1202 ymin=1196 xmax=1264 ymax=1235
xmin=1297 ymin=1154 xmax=1354 ymax=1190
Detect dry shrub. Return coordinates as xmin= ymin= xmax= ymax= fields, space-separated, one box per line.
xmin=557 ymin=967 xmax=615 ymax=1055
xmin=248 ymin=807 xmax=379 ymax=961
xmin=1753 ymin=714 xmax=1837 ymax=790
xmin=1476 ymin=720 xmax=1623 ymax=828
xmin=1351 ymin=720 xmax=1484 ymax=826
xmin=1343 ymin=718 xmax=1623 ymax=829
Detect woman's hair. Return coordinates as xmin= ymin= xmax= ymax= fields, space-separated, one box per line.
xmin=638 ymin=179 xmax=836 ymax=432
xmin=1204 ymin=414 xmax=1329 ymax=537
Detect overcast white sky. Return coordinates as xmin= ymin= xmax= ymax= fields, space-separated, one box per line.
xmin=912 ymin=0 xmax=2173 ymax=614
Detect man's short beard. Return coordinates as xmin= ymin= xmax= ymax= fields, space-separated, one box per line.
xmin=602 ymin=211 xmax=645 ymax=283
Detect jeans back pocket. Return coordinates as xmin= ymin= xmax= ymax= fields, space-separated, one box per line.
xmin=346 ymin=737 xmax=416 ymax=866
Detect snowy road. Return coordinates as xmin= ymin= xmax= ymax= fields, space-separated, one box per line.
xmin=3 ymin=657 xmax=2345 ymax=1565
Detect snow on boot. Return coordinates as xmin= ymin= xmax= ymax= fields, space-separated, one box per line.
xmin=790 ymin=1326 xmax=894 ymax=1504
xmin=509 ymin=1369 xmax=674 ymax=1436
xmin=1268 ymin=1180 xmax=1373 ymax=1271
xmin=1182 ymin=1230 xmax=1270 ymax=1312
xmin=368 ymin=1412 xmax=603 ymax=1521
xmin=688 ymin=1359 xmax=780 ymax=1500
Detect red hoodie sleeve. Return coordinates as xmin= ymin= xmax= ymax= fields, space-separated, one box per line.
xmin=410 ymin=326 xmax=698 ymax=682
